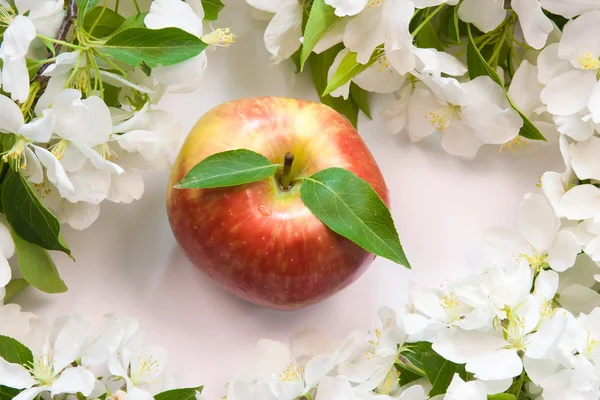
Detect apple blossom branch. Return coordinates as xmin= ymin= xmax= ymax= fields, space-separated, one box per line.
xmin=35 ymin=0 xmax=78 ymax=82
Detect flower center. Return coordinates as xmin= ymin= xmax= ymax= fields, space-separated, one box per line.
xmin=578 ymin=52 xmax=600 ymax=71
xmin=27 ymin=354 xmax=56 ymax=386
xmin=426 ymin=104 xmax=461 ymax=132
xmin=0 ymin=1 xmax=15 ymax=25
xmin=366 ymin=0 xmax=384 ymax=7
xmin=131 ymin=354 xmax=161 ymax=385
xmin=439 ymin=292 xmax=463 ymax=322
xmin=50 ymin=139 xmax=69 ymax=160
xmin=376 ymin=53 xmax=392 ymax=72
xmin=377 ymin=368 xmax=399 ymax=395
xmin=499 ymin=136 xmax=529 ymax=152
xmin=278 ymin=363 xmax=302 ymax=382
xmin=202 ymin=28 xmax=235 ymax=47
xmin=97 ymin=143 xmax=117 ymax=160
xmin=584 ymin=330 xmax=600 ymax=358
xmin=1 ymin=137 xmax=28 ymax=169
xmin=518 ymin=250 xmax=548 ymax=272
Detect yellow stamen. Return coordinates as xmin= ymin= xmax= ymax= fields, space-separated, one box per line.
xmin=366 ymin=0 xmax=384 ymax=7
xmin=97 ymin=143 xmax=117 ymax=160
xmin=132 ymin=354 xmax=161 ymax=385
xmin=49 ymin=139 xmax=69 ymax=160
xmin=517 ymin=249 xmax=548 ymax=272
xmin=27 ymin=354 xmax=56 ymax=386
xmin=585 ymin=330 xmax=600 ymax=358
xmin=578 ymin=52 xmax=600 ymax=70
xmin=278 ymin=363 xmax=302 ymax=382
xmin=1 ymin=137 xmax=28 ymax=169
xmin=202 ymin=28 xmax=236 ymax=47
xmin=499 ymin=136 xmax=529 ymax=152
xmin=0 ymin=1 xmax=14 ymax=24
xmin=425 ymin=105 xmax=461 ymax=132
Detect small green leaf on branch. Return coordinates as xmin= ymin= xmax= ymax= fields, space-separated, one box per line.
xmin=323 ymin=50 xmax=377 ymax=97
xmin=1 ymin=169 xmax=70 ymax=255
xmin=76 ymin=0 xmax=101 ymax=25
xmin=154 ymin=386 xmax=204 ymax=400
xmin=423 ymin=353 xmax=466 ymax=396
xmin=300 ymin=168 xmax=410 ymax=267
xmin=300 ymin=0 xmax=342 ymax=71
xmin=201 ymin=0 xmax=225 ymax=21
xmin=11 ymin=230 xmax=68 ymax=294
xmin=83 ymin=7 xmax=126 ymax=38
xmin=102 ymin=27 xmax=208 ymax=68
xmin=0 ymin=335 xmax=33 ymax=365
xmin=175 ymin=149 xmax=278 ymax=189
xmin=4 ymin=279 xmax=28 ymax=302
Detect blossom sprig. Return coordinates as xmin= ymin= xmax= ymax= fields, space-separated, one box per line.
xmin=0 ymin=0 xmax=231 ymax=298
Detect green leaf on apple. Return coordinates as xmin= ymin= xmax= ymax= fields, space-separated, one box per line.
xmin=300 ymin=168 xmax=410 ymax=267
xmin=175 ymin=149 xmax=278 ymax=189
xmin=300 ymin=0 xmax=342 ymax=71
xmin=11 ymin=230 xmax=68 ymax=294
xmin=101 ymin=27 xmax=208 ymax=68
xmin=466 ymin=24 xmax=546 ymax=142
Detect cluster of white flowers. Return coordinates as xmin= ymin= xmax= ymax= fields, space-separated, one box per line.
xmin=0 ymin=0 xmax=231 ymax=230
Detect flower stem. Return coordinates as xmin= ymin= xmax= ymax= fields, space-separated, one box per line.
xmin=411 ymin=4 xmax=445 ymax=37
xmin=280 ymin=152 xmax=295 ymax=190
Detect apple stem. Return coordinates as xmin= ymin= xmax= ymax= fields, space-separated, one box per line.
xmin=280 ymin=152 xmax=295 ymax=190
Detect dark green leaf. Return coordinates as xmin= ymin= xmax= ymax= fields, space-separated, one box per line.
xmin=423 ymin=353 xmax=465 ymax=396
xmin=1 ymin=169 xmax=70 ymax=254
xmin=102 ymin=27 xmax=208 ymax=68
xmin=323 ymin=50 xmax=377 ymax=96
xmin=395 ymin=363 xmax=423 ymax=387
xmin=201 ymin=0 xmax=224 ymax=21
xmin=466 ymin=24 xmax=546 ymax=142
xmin=291 ymin=48 xmax=303 ymax=73
xmin=310 ymin=44 xmax=359 ymax=127
xmin=111 ymin=13 xmax=148 ymax=37
xmin=466 ymin=24 xmax=503 ymax=86
xmin=0 ymin=335 xmax=33 ymax=365
xmin=400 ymin=342 xmax=432 ymax=372
xmin=11 ymin=230 xmax=68 ymax=294
xmin=300 ymin=168 xmax=410 ymax=267
xmin=154 ymin=386 xmax=203 ymax=400
xmin=76 ymin=0 xmax=101 ymax=25
xmin=0 ymin=386 xmax=20 ymax=400
xmin=415 ymin=21 xmax=443 ymax=51
xmin=350 ymin=83 xmax=372 ymax=119
xmin=175 ymin=149 xmax=277 ymax=189
xmin=448 ymin=1 xmax=463 ymax=43
xmin=102 ymin=83 xmax=122 ymax=108
xmin=300 ymin=0 xmax=342 ymax=71
xmin=488 ymin=395 xmax=517 ymax=400
xmin=3 ymin=279 xmax=28 ymax=302
xmin=83 ymin=7 xmax=126 ymax=38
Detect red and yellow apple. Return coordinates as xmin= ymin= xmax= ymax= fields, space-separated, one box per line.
xmin=166 ymin=97 xmax=389 ymax=310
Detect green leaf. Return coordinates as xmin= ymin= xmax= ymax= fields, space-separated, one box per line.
xmin=102 ymin=27 xmax=208 ymax=68
xmin=175 ymin=149 xmax=277 ymax=189
xmin=395 ymin=363 xmax=423 ymax=387
xmin=300 ymin=168 xmax=410 ymax=267
xmin=300 ymin=0 xmax=342 ymax=71
xmin=415 ymin=21 xmax=443 ymax=51
xmin=310 ymin=44 xmax=359 ymax=127
xmin=201 ymin=0 xmax=224 ymax=21
xmin=400 ymin=342 xmax=432 ymax=372
xmin=448 ymin=1 xmax=463 ymax=43
xmin=76 ymin=0 xmax=101 ymax=25
xmin=154 ymin=386 xmax=203 ymax=400
xmin=488 ymin=395 xmax=517 ymax=400
xmin=466 ymin=24 xmax=546 ymax=142
xmin=1 ymin=169 xmax=70 ymax=254
xmin=0 ymin=386 xmax=20 ymax=400
xmin=11 ymin=230 xmax=68 ymax=294
xmin=350 ymin=83 xmax=372 ymax=119
xmin=423 ymin=353 xmax=464 ymax=396
xmin=83 ymin=7 xmax=126 ymax=38
xmin=323 ymin=50 xmax=377 ymax=96
xmin=102 ymin=83 xmax=122 ymax=108
xmin=3 ymin=279 xmax=28 ymax=302
xmin=110 ymin=12 xmax=148 ymax=37
xmin=0 ymin=335 xmax=33 ymax=365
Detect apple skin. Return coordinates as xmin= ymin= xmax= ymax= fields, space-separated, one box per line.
xmin=167 ymin=97 xmax=389 ymax=311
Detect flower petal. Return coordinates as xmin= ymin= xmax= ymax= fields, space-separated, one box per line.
xmin=540 ymin=0 xmax=600 ymax=18
xmin=145 ymin=0 xmax=204 ymax=37
xmin=406 ymin=88 xmax=439 ymax=141
xmin=14 ymin=386 xmax=49 ymax=400
xmin=53 ymin=315 xmax=91 ymax=372
xmin=432 ymin=328 xmax=505 ymax=364
xmin=126 ymin=387 xmax=155 ymax=400
xmin=588 ymin=80 xmax=600 ymax=124
xmin=33 ymin=145 xmax=75 ymax=196
xmin=0 ymin=357 xmax=34 ymax=389
xmin=0 ymin=255 xmax=10 ymax=288
xmin=324 ymin=0 xmax=369 ymax=16
xmin=547 ymin=230 xmax=581 ymax=272
xmin=152 ymin=53 xmax=207 ymax=93
xmin=512 ymin=0 xmax=553 ymax=49
xmin=42 ymin=51 xmax=80 ymax=77
xmin=315 ymin=376 xmax=355 ymax=400
xmin=559 ymin=185 xmax=600 ymax=220
xmin=412 ymin=47 xmax=467 ymax=76
xmin=353 ymin=63 xmax=405 ymax=94
xmin=507 ymin=60 xmax=542 ymax=117
xmin=51 ymin=366 xmax=95 ymax=396
xmin=554 ymin=112 xmax=595 ymax=141
xmin=534 ymin=269 xmax=559 ymax=300
xmin=541 ymin=171 xmax=566 ymax=214
xmin=18 ymin=109 xmax=55 ymax=143
xmin=540 ymin=70 xmax=597 ymax=116
xmin=0 ymin=93 xmax=25 ymax=133
xmin=313 ymin=19 xmax=349 ymax=54
xmin=343 ymin=6 xmax=385 ymax=64
xmin=1 ymin=15 xmax=36 ymax=58
xmin=467 ymin=349 xmax=522 ymax=380
xmin=246 ymin=0 xmax=296 ymax=13
xmin=1 ymin=56 xmax=31 ymax=103
xmin=0 ymin=222 xmax=15 ymax=260
xmin=382 ymin=0 xmax=415 ymax=75
xmin=558 ymin=284 xmax=600 ymax=315
xmin=264 ymin=3 xmax=303 ymax=63
xmin=523 ymin=357 xmax=560 ymax=385
xmin=107 ymin=170 xmax=144 ymax=204
xmin=558 ymin=10 xmax=600 ymax=68
xmin=327 ymin=49 xmax=351 ymax=99
xmin=458 ymin=0 xmax=506 ymax=32
xmin=518 ymin=193 xmax=559 ymax=252
xmin=446 ymin=374 xmax=487 ymax=400
xmin=526 ymin=311 xmax=567 ymax=359
xmin=537 ymin=43 xmax=571 ymax=85
xmin=441 ymin=122 xmax=483 ymax=159
xmin=28 ymin=0 xmax=65 ymax=38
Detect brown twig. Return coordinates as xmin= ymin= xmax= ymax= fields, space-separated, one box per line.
xmin=35 ymin=0 xmax=78 ymax=81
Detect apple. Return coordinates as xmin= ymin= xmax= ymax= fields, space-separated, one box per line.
xmin=166 ymin=96 xmax=389 ymax=310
